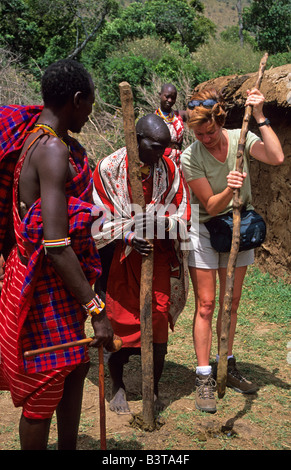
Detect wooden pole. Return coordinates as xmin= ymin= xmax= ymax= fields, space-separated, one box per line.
xmin=24 ymin=335 xmax=123 ymax=449
xmin=24 ymin=334 xmax=123 ymax=357
xmin=217 ymin=53 xmax=268 ymax=399
xmin=119 ymin=81 xmax=155 ymax=428
xmin=98 ymin=346 xmax=106 ymax=450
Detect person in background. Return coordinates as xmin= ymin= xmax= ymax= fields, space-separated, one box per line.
xmin=155 ymin=83 xmax=187 ymax=171
xmin=181 ymin=87 xmax=284 ymax=413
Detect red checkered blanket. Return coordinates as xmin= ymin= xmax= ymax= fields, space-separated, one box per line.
xmin=0 ymin=106 xmax=101 ymax=373
xmin=0 ymin=105 xmax=42 ymax=253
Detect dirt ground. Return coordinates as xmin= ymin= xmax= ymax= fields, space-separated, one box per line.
xmin=1 ymin=294 xmax=290 ymax=452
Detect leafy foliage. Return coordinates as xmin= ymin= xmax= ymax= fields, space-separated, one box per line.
xmin=243 ymin=0 xmax=291 ymax=54
xmin=0 ymin=0 xmax=290 ymax=109
xmin=0 ymin=0 xmax=118 ymax=68
xmin=82 ymin=0 xmax=216 ymax=104
xmin=142 ymin=0 xmax=215 ymax=51
xmin=93 ymin=34 xmax=211 ymax=106
xmin=97 ymin=54 xmax=154 ymax=105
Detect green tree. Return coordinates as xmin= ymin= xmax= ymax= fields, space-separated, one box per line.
xmin=97 ymin=54 xmax=154 ymax=105
xmin=86 ymin=6 xmax=156 ymax=63
xmin=221 ymin=25 xmax=257 ymax=49
xmin=87 ymin=0 xmax=215 ymax=65
xmin=145 ymin=0 xmax=215 ymax=51
xmin=243 ymin=0 xmax=291 ymax=54
xmin=0 ymin=0 xmax=118 ymax=68
xmin=0 ymin=0 xmax=40 ymax=61
xmin=94 ymin=35 xmax=210 ymax=106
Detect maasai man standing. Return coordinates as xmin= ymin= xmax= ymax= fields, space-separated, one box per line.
xmin=0 ymin=59 xmax=114 ymax=450
xmin=92 ymin=114 xmax=191 ymax=415
xmin=155 ymin=83 xmax=187 ymax=170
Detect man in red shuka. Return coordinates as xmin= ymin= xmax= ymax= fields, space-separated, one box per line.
xmin=0 ymin=59 xmax=114 ymax=450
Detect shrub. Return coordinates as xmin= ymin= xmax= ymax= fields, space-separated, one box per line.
xmin=96 ymin=54 xmax=154 ymax=106
xmin=191 ymin=37 xmax=264 ymax=76
xmin=95 ymin=36 xmax=210 ymax=106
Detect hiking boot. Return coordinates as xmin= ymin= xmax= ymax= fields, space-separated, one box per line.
xmin=226 ymin=357 xmax=259 ymax=394
xmin=195 ymin=373 xmax=217 ymax=413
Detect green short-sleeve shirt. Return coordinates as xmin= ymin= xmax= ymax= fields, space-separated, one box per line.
xmin=181 ymin=129 xmax=260 ymax=223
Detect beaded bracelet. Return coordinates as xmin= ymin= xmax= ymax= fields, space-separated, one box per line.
xmin=123 ymin=231 xmax=135 ymax=246
xmin=42 ymin=237 xmax=71 ymax=254
xmin=83 ymin=295 xmax=105 ymax=317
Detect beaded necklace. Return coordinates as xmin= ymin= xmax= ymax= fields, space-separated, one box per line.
xmin=34 ymin=123 xmax=79 ymax=173
xmin=156 ymin=107 xmax=175 ymax=123
xmin=34 ymin=123 xmax=68 ymax=149
xmin=140 ymin=164 xmax=152 ymax=182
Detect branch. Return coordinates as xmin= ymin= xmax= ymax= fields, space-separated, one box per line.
xmin=67 ymin=8 xmax=108 ymax=59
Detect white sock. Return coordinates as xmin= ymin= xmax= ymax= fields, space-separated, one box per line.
xmin=196 ymin=365 xmax=212 ymax=376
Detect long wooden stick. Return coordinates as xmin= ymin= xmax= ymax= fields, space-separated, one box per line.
xmin=24 ymin=334 xmax=123 ymax=358
xmin=24 ymin=335 xmax=122 ymax=450
xmin=98 ymin=346 xmax=106 ymax=450
xmin=119 ymin=81 xmax=155 ymax=429
xmin=217 ymin=53 xmax=268 ymax=399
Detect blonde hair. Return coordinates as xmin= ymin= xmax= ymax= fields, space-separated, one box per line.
xmin=187 ymin=88 xmax=227 ymax=130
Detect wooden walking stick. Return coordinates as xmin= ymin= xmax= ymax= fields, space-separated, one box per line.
xmin=24 ymin=334 xmax=123 ymax=358
xmin=217 ymin=53 xmax=268 ymax=399
xmin=119 ymin=81 xmax=155 ymax=429
xmin=24 ymin=334 xmax=123 ymax=450
xmin=98 ymin=345 xmax=106 ymax=449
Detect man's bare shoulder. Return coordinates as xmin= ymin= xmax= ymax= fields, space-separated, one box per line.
xmin=29 ymin=134 xmax=70 ymax=174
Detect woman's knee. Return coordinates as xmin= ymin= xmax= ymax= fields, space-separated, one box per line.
xmin=197 ymin=298 xmax=215 ymax=319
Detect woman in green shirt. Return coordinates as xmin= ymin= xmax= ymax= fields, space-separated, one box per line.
xmin=181 ymin=87 xmax=284 ymax=413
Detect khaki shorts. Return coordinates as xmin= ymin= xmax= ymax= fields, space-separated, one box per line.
xmin=188 ymin=223 xmax=254 ymax=270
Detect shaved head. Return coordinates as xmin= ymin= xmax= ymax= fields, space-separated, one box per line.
xmin=136 ymin=113 xmax=170 ymax=145
xmin=136 ymin=114 xmax=171 ymax=165
xmin=160 ymin=83 xmax=177 ymax=94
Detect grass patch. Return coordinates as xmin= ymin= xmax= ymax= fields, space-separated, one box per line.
xmin=241 ymin=265 xmax=291 ymax=324
xmin=0 ymin=265 xmax=290 ymax=451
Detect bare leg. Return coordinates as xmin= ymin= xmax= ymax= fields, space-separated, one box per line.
xmin=216 ymin=265 xmax=258 ymax=393
xmin=56 ymin=362 xmax=90 ymax=450
xmin=189 ymin=267 xmax=217 ymax=412
xmin=189 ymin=267 xmax=216 ymax=366
xmin=108 ymin=349 xmax=131 ymax=414
xmin=19 ymin=414 xmax=51 ymax=450
xmin=108 ymin=345 xmax=167 ymax=414
xmin=153 ymin=344 xmax=166 ymax=412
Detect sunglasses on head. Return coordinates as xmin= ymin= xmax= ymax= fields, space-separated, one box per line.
xmin=187 ymin=99 xmax=218 ymax=110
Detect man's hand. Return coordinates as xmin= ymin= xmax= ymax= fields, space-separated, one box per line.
xmin=90 ymin=311 xmax=115 ymax=351
xmin=132 ymin=235 xmax=153 ymax=256
xmin=131 ymin=212 xmax=170 ymax=253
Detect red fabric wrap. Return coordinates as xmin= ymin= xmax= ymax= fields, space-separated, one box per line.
xmin=93 ymin=148 xmax=191 ymax=348
xmin=0 ymin=106 xmax=102 ymax=417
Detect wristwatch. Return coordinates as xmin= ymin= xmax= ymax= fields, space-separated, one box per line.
xmin=257 ymin=118 xmax=270 ymax=127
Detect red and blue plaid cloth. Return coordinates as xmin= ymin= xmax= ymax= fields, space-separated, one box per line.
xmin=0 ymin=106 xmax=102 ymax=373
xmin=0 ymin=105 xmax=43 ymax=254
